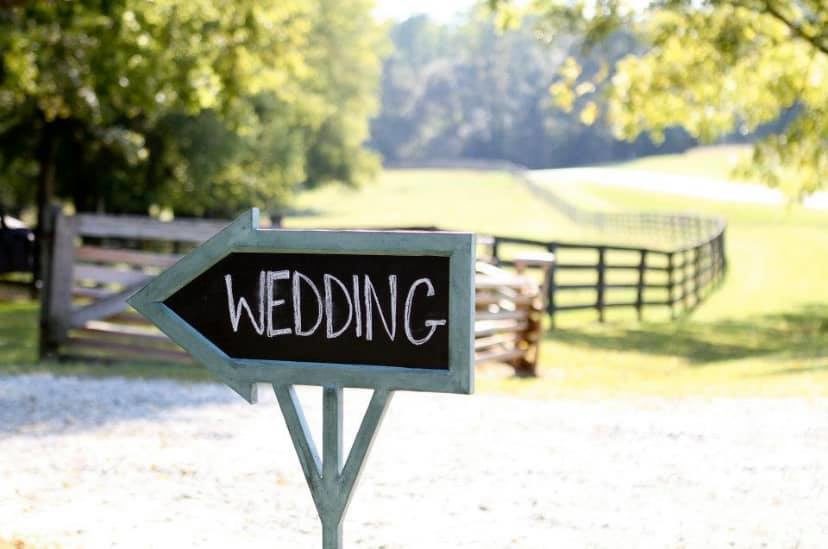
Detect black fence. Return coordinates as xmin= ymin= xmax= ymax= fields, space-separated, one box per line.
xmin=484 ymin=230 xmax=726 ymax=323
xmin=482 ymin=173 xmax=727 ymax=322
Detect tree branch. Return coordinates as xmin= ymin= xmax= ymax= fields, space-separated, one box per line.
xmin=754 ymin=0 xmax=828 ymax=56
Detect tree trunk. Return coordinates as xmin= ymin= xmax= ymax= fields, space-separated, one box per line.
xmin=33 ymin=119 xmax=57 ymax=288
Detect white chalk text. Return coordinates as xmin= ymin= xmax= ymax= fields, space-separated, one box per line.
xmin=224 ymin=271 xmax=446 ymax=346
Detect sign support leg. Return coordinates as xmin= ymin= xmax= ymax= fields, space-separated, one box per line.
xmin=321 ymin=518 xmax=342 ymax=549
xmin=321 ymin=386 xmax=343 ymax=549
xmin=274 ymin=384 xmax=393 ymax=549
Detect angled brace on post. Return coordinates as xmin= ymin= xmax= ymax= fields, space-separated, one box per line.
xmin=273 ymin=385 xmax=393 ymax=549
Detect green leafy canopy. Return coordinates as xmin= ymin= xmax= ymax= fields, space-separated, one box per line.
xmin=0 ymin=0 xmax=385 ymax=217
xmin=490 ymin=0 xmax=828 ymax=200
xmin=370 ymin=14 xmax=690 ymax=169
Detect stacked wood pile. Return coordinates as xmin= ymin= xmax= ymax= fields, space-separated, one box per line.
xmin=473 ymin=261 xmax=547 ymax=376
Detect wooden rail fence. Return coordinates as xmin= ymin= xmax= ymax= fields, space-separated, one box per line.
xmin=483 ymin=228 xmax=726 ymax=323
xmin=382 ymin=159 xmax=729 ymax=322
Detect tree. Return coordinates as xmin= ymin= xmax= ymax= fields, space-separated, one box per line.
xmin=300 ymin=0 xmax=386 ymax=189
xmin=0 ymin=0 xmax=311 ymax=217
xmin=0 ymin=0 xmax=385 ymax=218
xmin=490 ymin=0 xmax=828 ymax=199
xmin=370 ymin=14 xmax=692 ymax=168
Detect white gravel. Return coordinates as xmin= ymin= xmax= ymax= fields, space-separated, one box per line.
xmin=1 ymin=374 xmax=827 ymax=548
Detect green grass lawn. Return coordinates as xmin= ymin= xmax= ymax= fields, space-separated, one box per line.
xmin=0 ymin=300 xmax=211 ymax=382
xmin=286 ymin=169 xmax=599 ymax=240
xmin=515 ymin=177 xmax=828 ymax=397
xmin=2 ymin=162 xmax=826 ymax=398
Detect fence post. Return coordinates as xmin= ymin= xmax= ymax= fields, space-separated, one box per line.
xmin=694 ymin=245 xmax=702 ymax=305
xmin=491 ymin=236 xmax=500 ymax=265
xmin=682 ymin=248 xmax=690 ymax=312
xmin=708 ymin=238 xmax=716 ymax=291
xmin=546 ymin=243 xmax=557 ymax=328
xmin=680 ymin=216 xmax=690 ymax=242
xmin=666 ymin=252 xmax=675 ymax=320
xmin=635 ymin=249 xmax=647 ymax=322
xmin=37 ymin=206 xmax=55 ymax=359
xmin=596 ymin=246 xmax=606 ymax=322
xmin=39 ymin=206 xmax=77 ymax=359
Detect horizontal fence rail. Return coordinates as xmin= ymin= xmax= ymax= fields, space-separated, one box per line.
xmin=474 ymin=261 xmax=548 ymax=375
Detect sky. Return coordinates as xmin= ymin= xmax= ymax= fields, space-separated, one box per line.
xmin=373 ymin=0 xmax=477 ymax=21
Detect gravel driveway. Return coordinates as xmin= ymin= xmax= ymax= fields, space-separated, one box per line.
xmin=1 ymin=374 xmax=827 ymax=548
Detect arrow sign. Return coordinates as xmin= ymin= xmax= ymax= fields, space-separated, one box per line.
xmin=127 ymin=208 xmax=475 ymax=548
xmin=127 ymin=208 xmax=474 ymax=401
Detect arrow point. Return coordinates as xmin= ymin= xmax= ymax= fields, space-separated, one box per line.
xmin=125 ymin=286 xmax=151 ymax=319
xmin=125 ymin=288 xmax=142 ymax=309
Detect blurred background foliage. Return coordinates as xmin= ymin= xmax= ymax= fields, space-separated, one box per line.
xmin=0 ymin=0 xmax=384 ymax=217
xmin=489 ymin=0 xmax=828 ymax=201
xmin=369 ymin=14 xmax=697 ymax=167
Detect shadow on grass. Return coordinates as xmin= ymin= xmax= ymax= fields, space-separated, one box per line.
xmin=546 ymin=304 xmax=828 ymax=367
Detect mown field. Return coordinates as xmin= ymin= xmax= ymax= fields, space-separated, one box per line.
xmin=620 ymin=144 xmax=751 ymax=179
xmin=2 ymin=150 xmax=826 ymax=397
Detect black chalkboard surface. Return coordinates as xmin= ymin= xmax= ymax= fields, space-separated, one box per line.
xmin=165 ymin=252 xmax=450 ymax=370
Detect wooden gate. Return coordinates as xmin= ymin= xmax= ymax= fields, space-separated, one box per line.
xmin=39 ymin=206 xmax=234 ymax=363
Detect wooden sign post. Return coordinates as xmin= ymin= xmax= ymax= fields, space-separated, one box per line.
xmin=128 ymin=209 xmax=475 ymax=548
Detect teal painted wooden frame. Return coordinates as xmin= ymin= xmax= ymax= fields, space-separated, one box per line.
xmin=127 ymin=208 xmax=475 ymax=402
